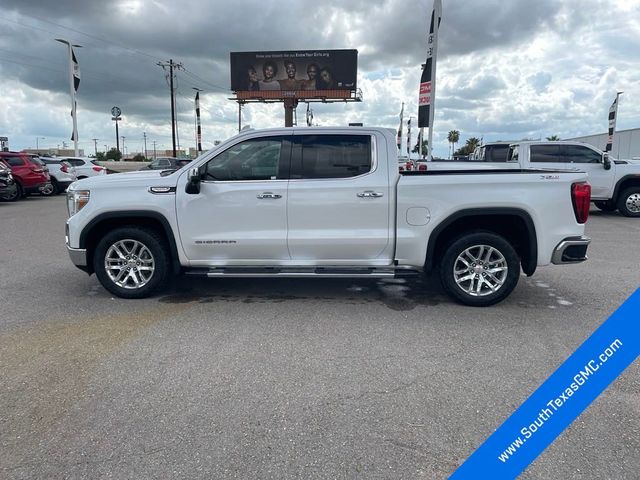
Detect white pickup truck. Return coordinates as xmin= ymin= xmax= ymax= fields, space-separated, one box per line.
xmin=427 ymin=141 xmax=640 ymax=217
xmin=65 ymin=127 xmax=592 ymax=306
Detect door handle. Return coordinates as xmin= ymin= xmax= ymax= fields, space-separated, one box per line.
xmin=357 ymin=191 xmax=384 ymax=198
xmin=257 ymin=192 xmax=282 ymax=199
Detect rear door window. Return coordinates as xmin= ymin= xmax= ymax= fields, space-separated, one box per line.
xmin=530 ymin=145 xmax=563 ymax=163
xmin=294 ymin=134 xmax=372 ymax=179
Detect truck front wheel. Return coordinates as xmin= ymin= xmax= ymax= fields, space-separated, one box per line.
xmin=439 ymin=231 xmax=520 ymax=307
xmin=617 ymin=187 xmax=640 ymax=217
xmin=93 ymin=226 xmax=170 ymax=298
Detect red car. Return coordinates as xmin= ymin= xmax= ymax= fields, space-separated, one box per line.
xmin=0 ymin=151 xmax=52 ymax=199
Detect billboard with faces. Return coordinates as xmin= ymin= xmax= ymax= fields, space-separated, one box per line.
xmin=230 ymin=50 xmax=358 ymax=100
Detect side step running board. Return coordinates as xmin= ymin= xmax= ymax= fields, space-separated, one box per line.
xmin=183 ymin=266 xmax=422 ymax=278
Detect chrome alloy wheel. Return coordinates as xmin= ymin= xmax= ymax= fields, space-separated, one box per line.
xmin=625 ymin=193 xmax=640 ymax=214
xmin=453 ymin=244 xmax=508 ymax=297
xmin=104 ymin=239 xmax=155 ymax=289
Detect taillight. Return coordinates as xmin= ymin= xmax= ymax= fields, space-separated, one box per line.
xmin=92 ymin=166 xmax=104 ymax=172
xmin=418 ymin=163 xmax=427 ymax=171
xmin=405 ymin=161 xmax=412 ymax=171
xmin=60 ymin=164 xmax=68 ymax=173
xmin=571 ymin=182 xmax=591 ymax=224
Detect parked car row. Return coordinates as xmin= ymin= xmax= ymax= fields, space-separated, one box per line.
xmin=0 ymin=152 xmax=107 ymax=202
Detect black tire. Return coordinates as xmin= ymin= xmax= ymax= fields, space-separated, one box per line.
xmin=594 ymin=200 xmax=617 ymax=212
xmin=616 ymin=187 xmax=640 ymax=217
xmin=1 ymin=183 xmax=21 ymax=202
xmin=439 ymin=231 xmax=520 ymax=307
xmin=93 ymin=226 xmax=171 ymax=299
xmin=51 ymin=178 xmax=60 ymax=195
xmin=40 ymin=182 xmax=55 ymax=196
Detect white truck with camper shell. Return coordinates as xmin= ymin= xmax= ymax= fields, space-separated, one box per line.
xmin=65 ymin=127 xmax=592 ymax=306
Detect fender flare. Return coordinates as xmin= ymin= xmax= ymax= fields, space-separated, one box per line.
xmin=425 ymin=207 xmax=538 ymax=276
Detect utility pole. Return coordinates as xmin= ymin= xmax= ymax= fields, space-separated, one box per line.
xmin=92 ymin=138 xmax=98 ymax=155
xmin=157 ymin=59 xmax=183 ymax=157
xmin=143 ymin=132 xmax=148 ymax=159
xmin=121 ymin=136 xmax=126 ymax=156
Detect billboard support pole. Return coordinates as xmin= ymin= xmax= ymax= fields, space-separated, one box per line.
xmin=238 ymin=103 xmax=242 ymax=132
xmin=284 ymin=98 xmax=298 ymax=127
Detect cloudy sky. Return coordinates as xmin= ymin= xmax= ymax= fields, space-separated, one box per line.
xmin=1 ymin=0 xmax=639 ymax=158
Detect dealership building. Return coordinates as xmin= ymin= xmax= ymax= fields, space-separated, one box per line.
xmin=566 ymin=127 xmax=640 ymax=160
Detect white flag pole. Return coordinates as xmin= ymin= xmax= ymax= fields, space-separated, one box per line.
xmin=427 ymin=0 xmax=441 ymax=161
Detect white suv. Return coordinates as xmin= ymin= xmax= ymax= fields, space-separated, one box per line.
xmin=39 ymin=157 xmax=78 ymax=194
xmin=59 ymin=157 xmax=107 ymax=179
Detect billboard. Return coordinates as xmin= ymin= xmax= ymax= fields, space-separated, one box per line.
xmin=230 ymin=49 xmax=358 ymax=101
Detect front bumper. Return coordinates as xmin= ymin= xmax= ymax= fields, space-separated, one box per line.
xmin=551 ymin=236 xmax=591 ymax=264
xmin=67 ymin=245 xmax=88 ymax=267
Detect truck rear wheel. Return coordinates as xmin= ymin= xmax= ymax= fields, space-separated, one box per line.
xmin=93 ymin=226 xmax=170 ymax=298
xmin=617 ymin=187 xmax=640 ymax=217
xmin=439 ymin=231 xmax=520 ymax=307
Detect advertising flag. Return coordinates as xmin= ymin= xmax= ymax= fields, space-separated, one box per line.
xmin=418 ymin=0 xmax=442 ymax=129
xmin=72 ymin=47 xmax=80 ymax=92
xmin=407 ymin=117 xmax=412 ymax=156
xmin=70 ymin=47 xmax=80 ymax=142
xmin=195 ymin=91 xmax=202 ymax=153
xmin=605 ymin=92 xmax=621 ymax=152
xmin=397 ymin=102 xmax=404 ymax=150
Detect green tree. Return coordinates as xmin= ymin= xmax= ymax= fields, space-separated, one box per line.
xmin=94 ymin=152 xmax=106 ymax=161
xmin=131 ymin=153 xmax=146 ymax=162
xmin=453 ymin=137 xmax=482 ymax=157
xmin=447 ymin=130 xmax=460 ymax=158
xmin=105 ymin=148 xmax=122 ymax=161
xmin=412 ymin=138 xmax=428 ymax=155
xmin=546 ymin=135 xmax=560 ymax=141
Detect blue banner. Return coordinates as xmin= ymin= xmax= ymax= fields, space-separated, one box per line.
xmin=450 ymin=288 xmax=640 ymax=479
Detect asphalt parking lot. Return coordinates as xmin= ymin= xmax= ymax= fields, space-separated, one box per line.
xmin=1 ymin=195 xmax=638 ymax=479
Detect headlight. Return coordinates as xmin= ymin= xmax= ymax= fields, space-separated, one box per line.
xmin=66 ymin=189 xmax=90 ymax=217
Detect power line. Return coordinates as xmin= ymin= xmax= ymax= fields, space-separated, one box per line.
xmin=6 ymin=13 xmax=164 ymax=62
xmin=181 ymin=67 xmax=229 ymax=93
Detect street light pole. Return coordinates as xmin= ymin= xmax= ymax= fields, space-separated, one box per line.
xmin=143 ymin=132 xmax=148 ymax=159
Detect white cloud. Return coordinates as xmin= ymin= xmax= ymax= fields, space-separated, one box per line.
xmin=0 ymin=0 xmax=639 ymax=158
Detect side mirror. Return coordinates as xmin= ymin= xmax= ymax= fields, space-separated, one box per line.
xmin=185 ymin=167 xmax=201 ymax=194
xmin=603 ymin=153 xmax=612 ymax=170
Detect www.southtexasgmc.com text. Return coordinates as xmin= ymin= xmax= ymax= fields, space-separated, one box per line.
xmin=498 ymin=338 xmax=623 ymax=463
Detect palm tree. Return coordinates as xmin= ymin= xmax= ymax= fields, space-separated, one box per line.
xmin=546 ymin=135 xmax=560 ymax=141
xmin=465 ymin=136 xmax=481 ymax=153
xmin=447 ymin=130 xmax=460 ymax=159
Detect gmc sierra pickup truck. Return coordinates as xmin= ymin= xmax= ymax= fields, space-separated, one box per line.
xmin=65 ymin=127 xmax=592 ymax=306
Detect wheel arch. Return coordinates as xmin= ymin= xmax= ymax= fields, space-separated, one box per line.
xmin=612 ymin=175 xmax=640 ymax=202
xmin=424 ymin=208 xmax=538 ymax=276
xmin=79 ymin=211 xmax=181 ymax=275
